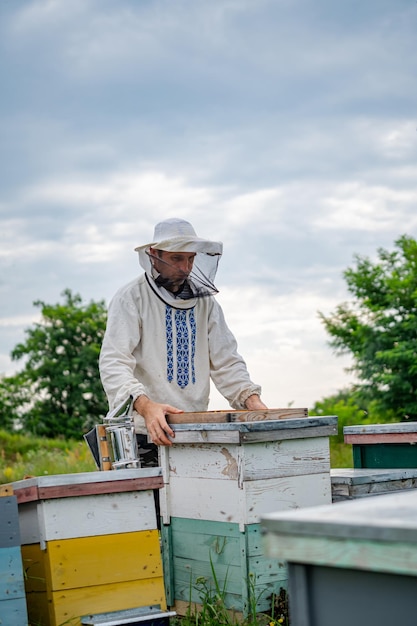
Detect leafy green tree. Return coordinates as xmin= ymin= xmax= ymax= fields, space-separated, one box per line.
xmin=1 ymin=289 xmax=108 ymax=439
xmin=311 ymin=389 xmax=397 ymax=444
xmin=0 ymin=373 xmax=28 ymax=430
xmin=319 ymin=235 xmax=417 ymax=420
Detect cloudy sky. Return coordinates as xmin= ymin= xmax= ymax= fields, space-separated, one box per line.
xmin=1 ymin=0 xmax=416 ymax=411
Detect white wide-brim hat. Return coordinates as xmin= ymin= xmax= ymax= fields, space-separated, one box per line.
xmin=134 ymin=218 xmax=223 ymax=255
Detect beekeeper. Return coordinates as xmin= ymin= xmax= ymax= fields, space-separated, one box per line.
xmin=99 ymin=218 xmax=267 ymax=464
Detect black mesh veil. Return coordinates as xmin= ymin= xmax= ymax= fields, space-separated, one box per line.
xmin=135 ymin=219 xmax=223 ymax=301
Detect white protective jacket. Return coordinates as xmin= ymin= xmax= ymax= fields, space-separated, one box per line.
xmin=99 ymin=273 xmax=262 ymax=433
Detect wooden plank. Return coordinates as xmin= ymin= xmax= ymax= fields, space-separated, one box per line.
xmin=262 ymin=532 xmax=417 ymax=577
xmin=29 ymin=578 xmax=167 ymax=626
xmin=173 ymin=554 xmax=243 ymax=595
xmin=45 ymin=530 xmax=162 ymax=590
xmin=0 ymin=546 xmax=26 ymax=599
xmin=166 ymin=517 xmax=287 ymax=615
xmin=171 ymin=423 xmax=337 ymax=445
xmin=240 ymin=424 xmax=337 ymax=443
xmin=0 ymin=484 xmax=13 ymax=497
xmin=36 ymin=475 xmax=163 ymax=500
xmin=345 ymin=423 xmax=417 ymax=435
xmin=330 ymin=468 xmax=417 ymax=484
xmin=168 ymin=430 xmax=241 ymax=444
xmin=34 ymin=490 xmax=157 ymax=545
xmin=170 ymin=522 xmax=241 ymax=564
xmin=161 ymin=438 xmax=329 ymax=484
xmin=331 ymin=469 xmax=417 ymax=501
xmin=160 ymin=477 xmax=238 ymax=524
xmin=262 ymin=490 xmax=417 ymax=544
xmin=0 ymin=596 xmax=28 ymax=626
xmin=167 ymin=408 xmax=308 ymax=424
xmin=345 ymin=432 xmax=417 ymax=444
xmin=243 ymin=473 xmax=332 ymax=525
xmin=15 ymin=470 xmax=163 ymax=504
xmin=0 ymin=497 xmax=20 ymax=548
xmin=12 ymin=469 xmax=163 ymax=503
xmin=242 ymin=437 xmax=330 ymax=480
xmin=162 ymin=473 xmax=332 ymax=524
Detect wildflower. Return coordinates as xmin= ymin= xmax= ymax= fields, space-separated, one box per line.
xmin=3 ymin=466 xmax=13 ymax=481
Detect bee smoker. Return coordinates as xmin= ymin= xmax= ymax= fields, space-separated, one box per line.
xmin=84 ymin=397 xmax=140 ymax=470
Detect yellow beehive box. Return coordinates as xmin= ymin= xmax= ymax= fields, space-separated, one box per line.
xmin=11 ymin=469 xmax=165 ymax=626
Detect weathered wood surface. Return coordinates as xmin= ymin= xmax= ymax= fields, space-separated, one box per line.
xmin=263 ymin=530 xmax=417 ymax=578
xmin=0 ymin=484 xmax=13 ymax=497
xmin=162 ymin=517 xmax=287 ymax=615
xmin=345 ymin=432 xmax=417 ymax=444
xmin=261 ymin=490 xmax=417 ymax=580
xmin=161 ymin=473 xmax=331 ymax=526
xmin=167 ymin=407 xmax=308 ymax=423
xmin=162 ymin=437 xmax=330 ymax=483
xmin=18 ymin=490 xmax=157 ymax=546
xmin=262 ymin=489 xmax=417 ymax=543
xmin=10 ymin=468 xmax=163 ymax=503
xmin=0 ymin=546 xmax=26 ymax=599
xmin=0 ymin=497 xmax=20 ymax=548
xmin=331 ymin=468 xmax=417 ymax=501
xmin=41 ymin=532 xmax=162 ymax=590
xmin=345 ymin=422 xmax=417 ymax=434
xmin=168 ymin=415 xmax=337 ymax=444
xmin=26 ymin=577 xmax=167 ymax=626
xmin=0 ymin=596 xmax=28 ymax=626
xmin=344 ymin=422 xmax=417 ymax=444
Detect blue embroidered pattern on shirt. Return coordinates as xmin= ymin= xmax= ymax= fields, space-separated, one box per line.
xmin=189 ymin=308 xmax=196 ymax=384
xmin=165 ymin=306 xmax=196 ymax=387
xmin=166 ymin=306 xmax=174 ymax=382
xmin=176 ymin=309 xmax=189 ymax=388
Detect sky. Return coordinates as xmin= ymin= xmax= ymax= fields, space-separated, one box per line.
xmin=1 ymin=0 xmax=417 ymax=412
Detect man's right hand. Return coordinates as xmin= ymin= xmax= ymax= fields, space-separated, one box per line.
xmin=134 ymin=395 xmax=183 ymax=446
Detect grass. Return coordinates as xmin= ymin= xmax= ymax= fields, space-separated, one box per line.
xmin=0 ymin=429 xmax=96 ymax=484
xmin=330 ymin=440 xmax=354 ymax=468
xmin=171 ymin=558 xmax=289 ymax=626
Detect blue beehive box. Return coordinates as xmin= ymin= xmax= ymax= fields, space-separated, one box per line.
xmin=0 ymin=495 xmax=28 ymax=625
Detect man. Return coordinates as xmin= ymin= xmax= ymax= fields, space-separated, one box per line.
xmin=99 ymin=218 xmax=267 ymax=464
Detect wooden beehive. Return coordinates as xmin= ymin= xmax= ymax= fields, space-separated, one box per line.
xmin=331 ymin=468 xmax=417 ymax=502
xmin=262 ymin=489 xmax=417 ymax=626
xmin=159 ymin=409 xmax=338 ymax=616
xmin=344 ymin=422 xmax=417 ymax=468
xmin=11 ymin=468 xmax=165 ymax=626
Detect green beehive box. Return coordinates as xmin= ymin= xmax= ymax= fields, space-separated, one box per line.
xmin=344 ymin=423 xmax=417 ymax=469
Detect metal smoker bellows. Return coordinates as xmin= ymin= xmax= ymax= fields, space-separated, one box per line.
xmin=84 ymin=397 xmax=140 ymax=470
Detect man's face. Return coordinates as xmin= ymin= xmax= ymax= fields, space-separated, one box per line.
xmin=150 ymin=248 xmax=196 ymax=292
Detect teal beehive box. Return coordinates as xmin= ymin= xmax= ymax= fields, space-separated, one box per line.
xmin=0 ymin=494 xmax=28 ymax=625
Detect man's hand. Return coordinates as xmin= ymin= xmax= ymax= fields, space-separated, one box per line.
xmin=134 ymin=395 xmax=183 ymax=446
xmin=244 ymin=394 xmax=268 ymax=410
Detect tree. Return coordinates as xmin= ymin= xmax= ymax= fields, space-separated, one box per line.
xmin=0 ymin=289 xmax=109 ymax=439
xmin=319 ymin=235 xmax=417 ymax=420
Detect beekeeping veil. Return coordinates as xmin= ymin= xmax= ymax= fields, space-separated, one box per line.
xmin=135 ymin=218 xmax=223 ymax=302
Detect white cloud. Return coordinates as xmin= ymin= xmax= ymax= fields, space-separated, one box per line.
xmin=1 ymin=0 xmax=416 ymax=412
xmin=316 ymin=182 xmax=417 ymax=232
